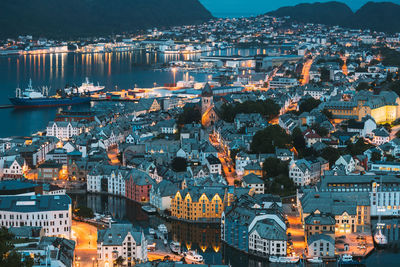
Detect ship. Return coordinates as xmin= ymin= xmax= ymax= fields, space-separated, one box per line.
xmin=78 ymin=77 xmax=105 ymax=94
xmin=9 ymin=79 xmax=91 ymax=108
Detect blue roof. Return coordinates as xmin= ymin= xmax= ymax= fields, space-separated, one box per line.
xmin=0 ymin=180 xmax=39 ymax=191
xmin=0 ymin=194 xmax=71 ymax=212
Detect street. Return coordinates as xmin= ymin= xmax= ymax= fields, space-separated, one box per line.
xmin=300 ymin=58 xmax=313 ymax=85
xmin=283 ymin=204 xmax=305 ymax=257
xmin=107 ymin=147 xmax=121 ymax=165
xmin=72 ymin=221 xmax=98 ymax=267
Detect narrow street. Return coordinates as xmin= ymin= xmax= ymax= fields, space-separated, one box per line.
xmin=72 ymin=221 xmax=98 ymax=267
xmin=283 ymin=204 xmax=305 ymax=257
xmin=209 ymin=133 xmax=237 ymax=186
xmin=107 ymin=147 xmax=121 ymax=165
xmin=300 ymin=58 xmax=313 ymax=85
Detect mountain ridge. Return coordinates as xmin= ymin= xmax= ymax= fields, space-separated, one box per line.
xmin=0 ymin=0 xmax=213 ymax=39
xmin=268 ymin=1 xmax=400 ymax=33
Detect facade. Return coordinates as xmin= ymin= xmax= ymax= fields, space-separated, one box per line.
xmin=304 ymin=212 xmax=335 ymax=239
xmin=307 ymin=234 xmax=335 ymax=258
xmin=46 ymin=121 xmax=83 ymax=140
xmin=97 ymin=223 xmax=147 ymax=267
xmin=125 ymin=169 xmax=155 ymax=202
xmin=0 ymin=194 xmax=72 ymax=239
xmin=149 ymin=180 xmax=178 ymax=211
xmin=221 ymin=194 xmax=286 ymax=256
xmin=242 ymin=173 xmax=265 ymax=194
xmin=171 ymin=186 xmax=228 ymax=222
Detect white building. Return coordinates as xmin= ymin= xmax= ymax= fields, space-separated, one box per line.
xmin=242 ymin=173 xmax=265 ymax=194
xmin=289 ymin=159 xmax=312 ymax=186
xmin=206 ymin=155 xmax=222 ymax=175
xmin=87 ymin=165 xmax=130 ymax=196
xmin=0 ymin=194 xmax=72 ymax=239
xmin=307 ymin=234 xmax=335 ymax=258
xmin=97 ymin=223 xmax=147 ymax=267
xmin=46 ymin=121 xmax=83 ymax=140
xmin=248 ymin=219 xmax=287 ymax=256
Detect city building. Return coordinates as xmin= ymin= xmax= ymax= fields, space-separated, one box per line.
xmin=0 ymin=194 xmax=72 ymax=238
xmin=97 ymin=223 xmax=147 ymax=267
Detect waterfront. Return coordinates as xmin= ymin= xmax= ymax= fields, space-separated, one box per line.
xmin=69 ymin=193 xmax=400 ymax=267
xmin=0 ymin=48 xmax=265 ymax=137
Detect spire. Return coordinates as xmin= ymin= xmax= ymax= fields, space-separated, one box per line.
xmin=201 ymin=82 xmax=213 ymax=97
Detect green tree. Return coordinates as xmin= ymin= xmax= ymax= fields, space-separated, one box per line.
xmin=262 ymin=157 xmax=289 ymax=178
xmin=356 ymin=82 xmax=370 ymax=91
xmin=251 ymin=125 xmax=292 ymax=153
xmin=74 ymin=206 xmax=94 ymax=219
xmin=311 ymin=124 xmax=329 ymax=137
xmin=345 ymin=138 xmax=373 ymax=156
xmin=0 ymin=227 xmax=33 ymax=267
xmin=177 ymin=106 xmax=201 ymax=125
xmin=371 ymin=151 xmax=382 ymax=162
xmin=320 ymin=67 xmax=330 ymax=82
xmin=321 ymin=109 xmax=333 ymax=120
xmin=292 ymin=127 xmax=306 ymax=155
xmin=114 ymin=256 xmax=124 ymax=267
xmin=171 ymin=157 xmax=187 ymax=172
xmin=299 ymin=98 xmax=322 ymax=113
xmin=320 ymin=147 xmax=341 ymax=166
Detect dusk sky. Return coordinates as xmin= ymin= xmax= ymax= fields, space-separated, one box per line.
xmin=200 ymin=0 xmax=400 ymax=17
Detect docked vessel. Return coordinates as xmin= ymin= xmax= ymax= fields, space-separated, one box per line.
xmin=374 ymin=227 xmax=388 ymax=248
xmin=269 ymin=256 xmax=300 ymax=264
xmin=78 ymin=77 xmax=105 ymax=94
xmin=170 ymin=241 xmax=181 ymax=254
xmin=9 ymin=80 xmax=91 ymax=108
xmin=141 ymin=205 xmax=156 ymax=214
xmin=307 ymin=257 xmax=323 ymax=263
xmin=338 ymin=254 xmax=361 ymax=265
xmin=158 ymin=224 xmax=168 ymax=234
xmin=184 ymin=250 xmax=203 ymax=263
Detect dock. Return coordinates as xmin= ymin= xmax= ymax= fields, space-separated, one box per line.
xmin=0 ymin=105 xmax=13 ymax=109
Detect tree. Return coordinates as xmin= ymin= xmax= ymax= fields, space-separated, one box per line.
xmin=320 ymin=67 xmax=330 ymax=82
xmin=74 ymin=206 xmax=94 ymax=219
xmin=234 ymin=179 xmax=242 ymax=187
xmin=177 ymin=106 xmax=201 ymax=125
xmin=251 ymin=125 xmax=292 ymax=153
xmin=220 ymin=99 xmax=280 ymax=122
xmin=292 ymin=127 xmax=306 ymax=155
xmin=299 ymin=98 xmax=322 ymax=113
xmin=345 ymin=138 xmax=373 ymax=156
xmin=114 ymin=256 xmax=124 ymax=267
xmin=320 ymin=147 xmax=341 ymax=166
xmin=262 ymin=157 xmax=289 ymax=178
xmin=267 ymin=174 xmax=296 ymax=197
xmin=311 ymin=124 xmax=329 ymax=137
xmin=371 ymin=151 xmax=382 ymax=162
xmin=321 ymin=109 xmax=333 ymax=120
xmin=0 ymin=227 xmax=33 ymax=267
xmin=171 ymin=157 xmax=187 ymax=172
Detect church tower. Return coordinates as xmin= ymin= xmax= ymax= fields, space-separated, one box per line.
xmin=201 ymin=82 xmax=213 ymax=115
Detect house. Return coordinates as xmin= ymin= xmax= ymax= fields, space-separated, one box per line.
xmin=206 ymin=154 xmax=222 ymax=175
xmin=304 ymin=212 xmax=335 ymax=239
xmin=307 ymin=234 xmax=335 ymax=258
xmin=1 ymin=156 xmax=27 ymax=179
xmin=97 ymin=223 xmax=147 ymax=266
xmin=347 ymin=116 xmax=376 ymax=137
xmin=156 ymin=119 xmax=177 ymax=134
xmin=243 ymin=162 xmax=263 ymax=177
xmin=334 ymin=155 xmax=356 ymax=174
xmin=372 ymin=127 xmax=390 ymax=145
xmin=248 ymin=219 xmax=287 ymax=257
xmin=289 ymin=158 xmax=322 ymax=186
xmin=149 ymin=180 xmax=178 ymax=211
xmin=126 ymin=169 xmax=155 ymax=202
xmin=303 ymin=129 xmax=322 ymax=147
xmin=46 ymin=121 xmax=83 ymax=140
xmin=242 ymin=173 xmax=265 ymax=194
xmin=37 ymin=161 xmax=62 ymax=181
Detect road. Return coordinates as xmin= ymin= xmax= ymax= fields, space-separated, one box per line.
xmin=283 ymin=204 xmax=305 ymax=257
xmin=72 ymin=221 xmax=98 ymax=267
xmin=390 ymin=124 xmax=400 ymax=140
xmin=300 ymin=58 xmax=313 ymax=85
xmin=209 ymin=133 xmax=237 ymax=186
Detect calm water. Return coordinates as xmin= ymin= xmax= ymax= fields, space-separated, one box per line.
xmin=0 ymin=48 xmax=265 ymax=138
xmin=70 ymin=193 xmax=400 ymax=267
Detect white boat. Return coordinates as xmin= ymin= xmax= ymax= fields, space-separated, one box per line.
xmin=338 ymin=254 xmax=359 ymax=265
xmin=148 ymin=228 xmax=156 ymax=235
xmin=170 ymin=241 xmax=181 ymax=254
xmin=184 ymin=250 xmax=203 ymax=263
xmin=307 ymin=257 xmax=323 ymax=263
xmin=78 ymin=77 xmax=105 ymax=94
xmin=158 ymin=224 xmax=168 ymax=234
xmin=100 ymin=214 xmax=115 ymax=224
xmin=374 ymin=228 xmax=388 ymax=248
xmin=141 ymin=205 xmax=156 ymax=214
xmin=269 ymin=256 xmax=299 ymax=264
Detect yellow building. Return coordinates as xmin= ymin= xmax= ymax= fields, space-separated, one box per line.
xmin=171 ymin=187 xmax=230 ymax=222
xmin=325 ymin=90 xmax=400 ymax=124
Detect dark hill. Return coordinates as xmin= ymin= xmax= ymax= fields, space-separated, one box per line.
xmin=268 ymin=1 xmax=353 ymax=26
xmin=268 ymin=1 xmax=400 ymax=33
xmin=0 ymin=0 xmax=213 ymax=39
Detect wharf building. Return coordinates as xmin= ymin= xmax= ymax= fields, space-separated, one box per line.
xmin=0 ymin=194 xmax=72 ymax=239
